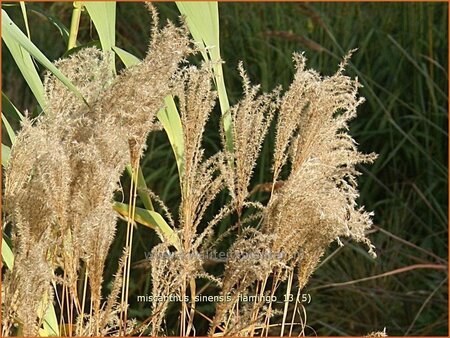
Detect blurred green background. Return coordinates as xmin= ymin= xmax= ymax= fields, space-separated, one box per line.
xmin=2 ymin=2 xmax=448 ymax=336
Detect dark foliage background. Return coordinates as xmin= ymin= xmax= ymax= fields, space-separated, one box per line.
xmin=2 ymin=2 xmax=448 ymax=336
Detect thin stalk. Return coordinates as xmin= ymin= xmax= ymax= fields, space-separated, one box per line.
xmin=67 ymin=2 xmax=83 ymax=51
xmin=236 ymin=293 xmax=240 ymax=332
xmin=289 ymin=289 xmax=301 ymax=337
xmin=124 ymin=162 xmax=139 ymax=332
xmin=249 ymin=280 xmax=261 ymax=336
xmin=236 ymin=205 xmax=243 ymax=235
xmin=280 ymin=269 xmax=294 ymax=336
xmin=213 ymin=62 xmax=233 ymax=154
xmin=262 ymin=270 xmax=281 ymax=337
xmin=185 ymin=277 xmax=197 ymax=336
xmin=119 ymin=169 xmax=133 ymax=335
xmin=64 ymin=284 xmax=70 ymax=336
xmin=299 ymin=303 xmax=308 ymax=336
xmin=59 ymin=271 xmax=67 ymax=336
xmin=250 ymin=274 xmax=269 ymax=336
xmin=69 ymin=294 xmax=74 ymax=336
xmin=120 ymin=162 xmax=139 ymax=335
xmin=119 ymin=244 xmax=130 ymax=333
xmin=79 ymin=265 xmax=89 ymax=334
xmin=76 ymin=263 xmax=86 ymax=313
xmin=223 ymin=296 xmax=237 ymax=332
xmin=181 ymin=277 xmax=186 ymax=336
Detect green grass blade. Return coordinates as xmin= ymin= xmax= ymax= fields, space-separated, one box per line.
xmin=19 ymin=2 xmax=31 ymax=39
xmin=112 ymin=46 xmax=140 ymax=68
xmin=2 ymin=113 xmax=16 ymax=144
xmin=114 ymin=202 xmax=180 ymax=249
xmin=85 ymin=1 xmax=116 ymax=71
xmin=176 ymin=2 xmax=233 ymax=152
xmin=125 ymin=164 xmax=154 ymax=211
xmin=2 ymin=93 xmax=22 ymax=146
xmin=2 ymin=10 xmax=86 ymax=105
xmin=157 ymin=96 xmax=185 ymax=177
xmin=2 ymin=12 xmax=45 ymax=108
xmin=41 ymin=299 xmax=59 ymax=336
xmin=136 ymin=167 xmax=154 ymax=211
xmin=84 ymin=1 xmax=116 ymax=51
xmin=176 ymin=2 xmax=214 ymax=61
xmin=2 ymin=92 xmax=24 ymax=121
xmin=2 ymin=237 xmax=14 ymax=270
xmin=2 ymin=144 xmax=11 ymax=167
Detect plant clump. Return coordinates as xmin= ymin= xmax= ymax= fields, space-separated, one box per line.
xmin=3 ymin=7 xmax=193 ymax=336
xmin=2 ymin=6 xmax=377 ymax=338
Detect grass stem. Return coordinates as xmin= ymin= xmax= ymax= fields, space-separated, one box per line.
xmin=67 ymin=2 xmax=83 ymax=51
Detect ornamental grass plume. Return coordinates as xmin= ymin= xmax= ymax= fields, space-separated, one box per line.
xmin=265 ymin=52 xmax=377 ymax=289
xmin=2 ymin=6 xmax=194 ymax=335
xmin=148 ymin=64 xmax=228 ymax=336
xmin=175 ymin=64 xmax=224 ymax=249
xmin=225 ymin=63 xmax=279 ymax=223
xmin=96 ymin=3 xmax=193 ymax=165
xmin=3 ymin=120 xmax=70 ymax=336
xmin=210 ymin=52 xmax=377 ymax=336
xmin=2 ymin=3 xmax=378 ymax=335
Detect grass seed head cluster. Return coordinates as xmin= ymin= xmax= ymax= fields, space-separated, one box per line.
xmin=2 ymin=7 xmax=376 ymax=337
xmin=3 ymin=8 xmax=192 ymax=335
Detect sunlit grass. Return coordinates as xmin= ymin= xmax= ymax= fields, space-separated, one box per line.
xmin=1 ymin=1 xmax=447 ymax=336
